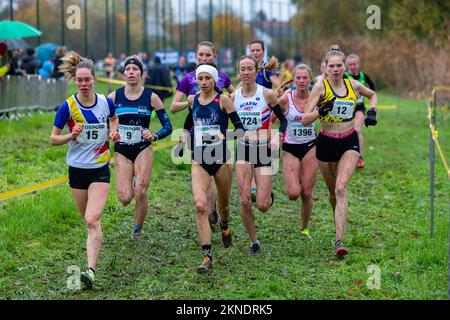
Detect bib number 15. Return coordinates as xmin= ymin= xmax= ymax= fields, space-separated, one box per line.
xmin=77 ymin=124 xmax=107 ymax=144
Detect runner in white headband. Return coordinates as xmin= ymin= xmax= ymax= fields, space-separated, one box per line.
xmin=196 ymin=64 xmax=219 ymax=84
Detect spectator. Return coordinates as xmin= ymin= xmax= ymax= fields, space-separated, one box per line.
xmin=21 ymin=48 xmax=40 ymax=75
xmin=173 ymin=55 xmax=187 ymax=85
xmin=186 ymin=62 xmax=196 ymax=73
xmin=7 ymin=49 xmax=23 ymax=76
xmin=104 ymin=52 xmax=116 ymax=93
xmin=140 ymin=52 xmax=150 ymax=70
xmin=104 ymin=52 xmax=116 ymax=78
xmin=38 ymin=59 xmax=55 ymax=79
xmin=279 ymin=59 xmax=295 ymax=84
xmin=51 ymin=46 xmax=66 ymax=79
xmin=117 ymin=53 xmax=127 ymax=81
xmin=0 ymin=42 xmax=9 ymax=78
xmin=146 ymin=56 xmax=172 ymax=102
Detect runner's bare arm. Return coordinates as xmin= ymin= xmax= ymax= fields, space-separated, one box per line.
xmin=50 ymin=125 xmax=81 ymax=146
xmin=108 ymin=115 xmax=120 ymax=142
xmin=107 ymin=91 xmax=116 ymax=103
xmin=301 ymin=82 xmax=324 ymax=126
xmin=170 ymin=90 xmax=189 ymax=113
xmin=350 ymin=79 xmax=377 ymax=110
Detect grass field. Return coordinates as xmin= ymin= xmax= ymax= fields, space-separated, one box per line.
xmin=0 ymin=83 xmax=449 ymax=300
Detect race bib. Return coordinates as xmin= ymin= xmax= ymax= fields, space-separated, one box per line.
xmin=329 ymin=99 xmax=355 ymax=119
xmin=119 ymin=124 xmax=142 ymax=144
xmin=238 ymin=110 xmax=262 ymax=130
xmin=77 ymin=123 xmax=108 ymax=144
xmin=290 ymin=122 xmax=315 ymax=139
xmin=194 ymin=125 xmax=221 ymax=147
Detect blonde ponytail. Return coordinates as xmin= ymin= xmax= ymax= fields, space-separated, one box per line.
xmin=59 ymin=51 xmax=95 ymax=83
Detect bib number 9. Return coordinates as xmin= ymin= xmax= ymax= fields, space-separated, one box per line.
xmin=119 ymin=125 xmax=142 ymax=144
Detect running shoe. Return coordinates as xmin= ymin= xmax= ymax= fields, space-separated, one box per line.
xmin=334 ymin=240 xmax=349 ymax=257
xmin=80 ymin=268 xmax=95 ymax=289
xmin=357 ymin=156 xmax=365 ymax=168
xmin=251 ymin=187 xmax=257 ymax=203
xmin=248 ymin=242 xmax=261 ymax=256
xmin=196 ymin=256 xmax=212 ymax=273
xmin=131 ymin=232 xmax=141 ymax=242
xmin=299 ymin=228 xmax=312 ymax=239
xmin=220 ymin=228 xmax=232 ymax=248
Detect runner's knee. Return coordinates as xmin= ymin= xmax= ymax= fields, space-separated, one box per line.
xmin=134 ymin=185 xmax=148 ymax=201
xmin=194 ymin=198 xmax=209 ymax=215
xmin=84 ymin=216 xmax=100 ymax=229
xmin=118 ymin=191 xmax=133 ymax=206
xmin=239 ymin=194 xmax=252 ymax=208
xmin=287 ymin=189 xmax=300 ymax=201
xmin=335 ymin=184 xmax=346 ymax=198
xmin=256 ymin=200 xmax=270 ymax=213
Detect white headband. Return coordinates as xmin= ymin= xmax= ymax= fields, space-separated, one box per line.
xmin=195 ymin=65 xmax=218 ymax=84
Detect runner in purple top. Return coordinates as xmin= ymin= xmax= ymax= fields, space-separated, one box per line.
xmin=177 ymin=69 xmax=232 ymax=96
xmin=170 ymin=41 xmax=235 ymax=229
xmin=170 ymin=41 xmax=235 ymax=113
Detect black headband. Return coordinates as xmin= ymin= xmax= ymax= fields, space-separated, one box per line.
xmin=124 ymin=59 xmax=143 ymax=74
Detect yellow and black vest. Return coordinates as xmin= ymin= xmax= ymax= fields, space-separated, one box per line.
xmin=318 ymin=79 xmax=357 ymax=123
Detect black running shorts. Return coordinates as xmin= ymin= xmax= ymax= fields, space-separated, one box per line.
xmin=282 ymin=140 xmax=316 ymax=161
xmin=236 ymin=139 xmax=273 ymax=168
xmin=316 ymin=131 xmax=360 ymax=163
xmin=115 ymin=141 xmax=152 ymax=163
xmin=68 ymin=165 xmax=110 ymax=189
